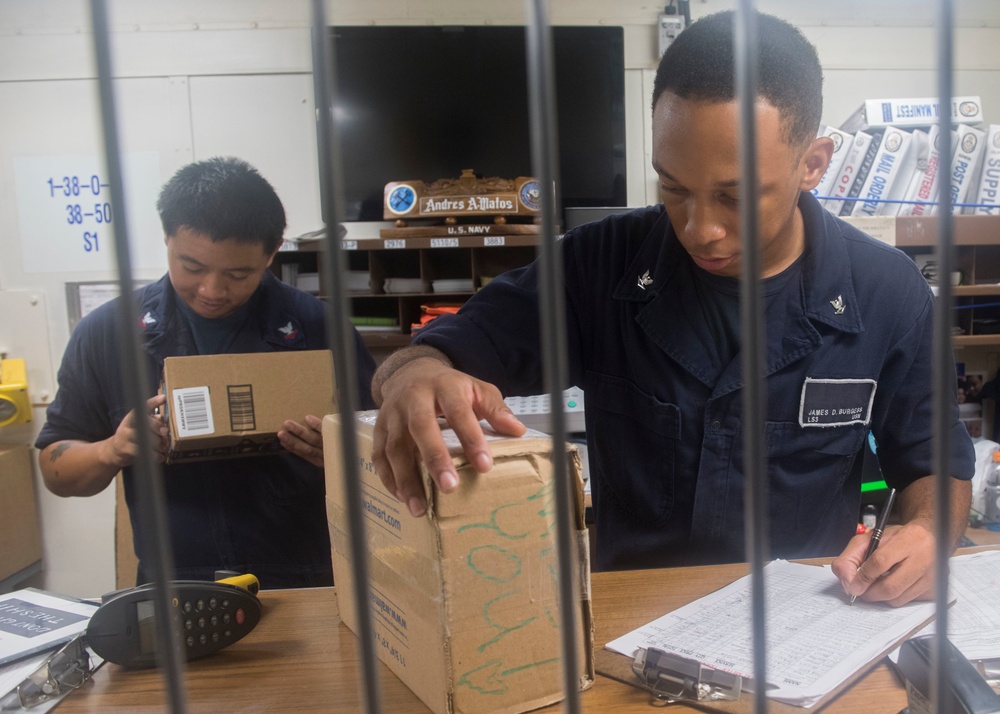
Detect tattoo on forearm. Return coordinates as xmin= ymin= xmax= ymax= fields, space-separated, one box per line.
xmin=49 ymin=443 xmax=71 ymax=462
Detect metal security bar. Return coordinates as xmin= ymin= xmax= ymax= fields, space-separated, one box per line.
xmin=308 ymin=1 xmax=381 ymax=712
xmin=933 ymin=1 xmax=956 ymax=711
xmin=88 ymin=1 xmax=188 ymax=711
xmin=523 ymin=1 xmax=583 ymax=712
xmin=733 ymin=3 xmax=769 ymax=712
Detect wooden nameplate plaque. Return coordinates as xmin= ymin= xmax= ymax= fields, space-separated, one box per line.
xmin=382 ymin=169 xmax=543 ymax=237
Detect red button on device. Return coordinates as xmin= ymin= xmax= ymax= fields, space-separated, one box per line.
xmin=236 ymin=608 xmax=245 ymax=625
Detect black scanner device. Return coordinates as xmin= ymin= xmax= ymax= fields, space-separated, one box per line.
xmin=896 ymin=636 xmax=1000 ymax=714
xmin=86 ymin=577 xmax=262 ymax=669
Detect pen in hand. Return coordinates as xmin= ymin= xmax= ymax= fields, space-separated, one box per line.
xmin=850 ymin=487 xmax=897 ymax=605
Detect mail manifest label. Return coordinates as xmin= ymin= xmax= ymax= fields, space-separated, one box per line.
xmin=799 ymin=378 xmax=877 ymax=427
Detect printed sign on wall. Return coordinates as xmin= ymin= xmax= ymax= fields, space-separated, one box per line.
xmin=14 ymin=152 xmax=165 ymax=274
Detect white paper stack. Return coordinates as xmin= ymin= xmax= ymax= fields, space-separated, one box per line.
xmin=296 ymin=273 xmax=319 ymax=293
xmin=431 ymin=278 xmax=475 ymax=293
xmin=344 ymin=270 xmax=371 ymax=292
xmin=383 ymin=277 xmax=424 ymax=294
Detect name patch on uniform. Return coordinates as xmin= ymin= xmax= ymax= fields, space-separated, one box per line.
xmin=799 ymin=378 xmax=877 ymax=427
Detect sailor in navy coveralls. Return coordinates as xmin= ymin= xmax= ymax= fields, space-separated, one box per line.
xmin=36 ymin=158 xmax=376 ymax=588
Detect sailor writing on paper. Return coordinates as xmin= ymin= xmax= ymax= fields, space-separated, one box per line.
xmin=368 ymin=11 xmax=974 ymax=606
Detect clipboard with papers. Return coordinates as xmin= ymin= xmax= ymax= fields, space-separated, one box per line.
xmin=598 ymin=559 xmax=945 ymax=711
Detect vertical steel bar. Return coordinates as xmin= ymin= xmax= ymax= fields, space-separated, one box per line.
xmin=524 ymin=0 xmax=582 ymax=711
xmin=932 ymin=0 xmax=955 ymax=711
xmin=88 ymin=1 xmax=187 ymax=711
xmin=309 ymin=2 xmax=381 ymax=712
xmin=733 ymin=3 xmax=768 ymax=712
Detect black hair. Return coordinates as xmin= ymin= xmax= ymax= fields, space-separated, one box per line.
xmin=157 ymin=157 xmax=286 ymax=254
xmin=652 ymin=11 xmax=823 ymax=148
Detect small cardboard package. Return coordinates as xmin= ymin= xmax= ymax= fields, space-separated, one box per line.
xmin=0 ymin=445 xmax=43 ymax=581
xmin=324 ymin=411 xmax=594 ymax=714
xmin=161 ymin=350 xmax=335 ymax=463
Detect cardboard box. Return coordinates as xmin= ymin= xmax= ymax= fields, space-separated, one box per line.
xmin=324 ymin=411 xmax=594 ymax=714
xmin=0 ymin=445 xmax=43 ymax=582
xmin=162 ymin=350 xmax=335 ymax=463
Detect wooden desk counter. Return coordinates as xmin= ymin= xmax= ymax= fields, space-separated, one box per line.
xmin=588 ymin=563 xmax=908 ymax=714
xmin=968 ymin=525 xmax=1000 ymax=546
xmin=58 ymin=555 xmax=961 ymax=714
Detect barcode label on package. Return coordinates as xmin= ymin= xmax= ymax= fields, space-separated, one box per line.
xmin=227 ymin=384 xmax=256 ymax=431
xmin=172 ymin=386 xmax=215 ymax=437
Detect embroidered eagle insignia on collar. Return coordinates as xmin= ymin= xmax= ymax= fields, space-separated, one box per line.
xmin=830 ymin=295 xmax=846 ymax=315
xmin=637 ymin=270 xmax=653 ymax=290
xmin=279 ymin=321 xmax=299 ymax=340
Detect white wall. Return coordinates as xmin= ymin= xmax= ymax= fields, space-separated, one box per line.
xmin=2 ymin=0 xmax=999 ymax=597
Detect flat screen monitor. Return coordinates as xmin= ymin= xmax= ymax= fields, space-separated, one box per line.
xmin=329 ymin=25 xmax=626 ymax=222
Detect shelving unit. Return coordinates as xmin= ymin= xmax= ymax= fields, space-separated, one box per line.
xmin=841 ymin=214 xmax=1000 ymax=441
xmin=275 ymin=215 xmax=1000 ymax=355
xmin=856 ymin=215 xmax=1000 ymax=346
xmin=272 ymin=233 xmax=541 ymax=357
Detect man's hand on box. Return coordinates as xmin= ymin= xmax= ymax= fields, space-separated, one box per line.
xmin=371 ymin=356 xmax=525 ymax=518
xmin=107 ymin=393 xmax=169 ymax=467
xmin=279 ymin=414 xmax=326 ymax=468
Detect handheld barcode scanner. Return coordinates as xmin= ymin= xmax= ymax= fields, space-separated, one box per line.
xmin=86 ymin=573 xmax=261 ymax=669
xmin=895 ymin=636 xmax=1000 ymax=714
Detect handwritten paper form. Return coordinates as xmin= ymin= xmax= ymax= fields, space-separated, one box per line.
xmin=605 ymin=560 xmax=939 ymax=707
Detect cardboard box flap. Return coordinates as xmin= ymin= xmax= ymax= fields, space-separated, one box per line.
xmin=432 ymin=448 xmax=585 ymax=525
xmin=349 ymin=411 xmax=583 ymax=522
xmin=351 ymin=411 xmax=556 ymax=459
xmin=441 ymin=424 xmax=559 ymax=462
